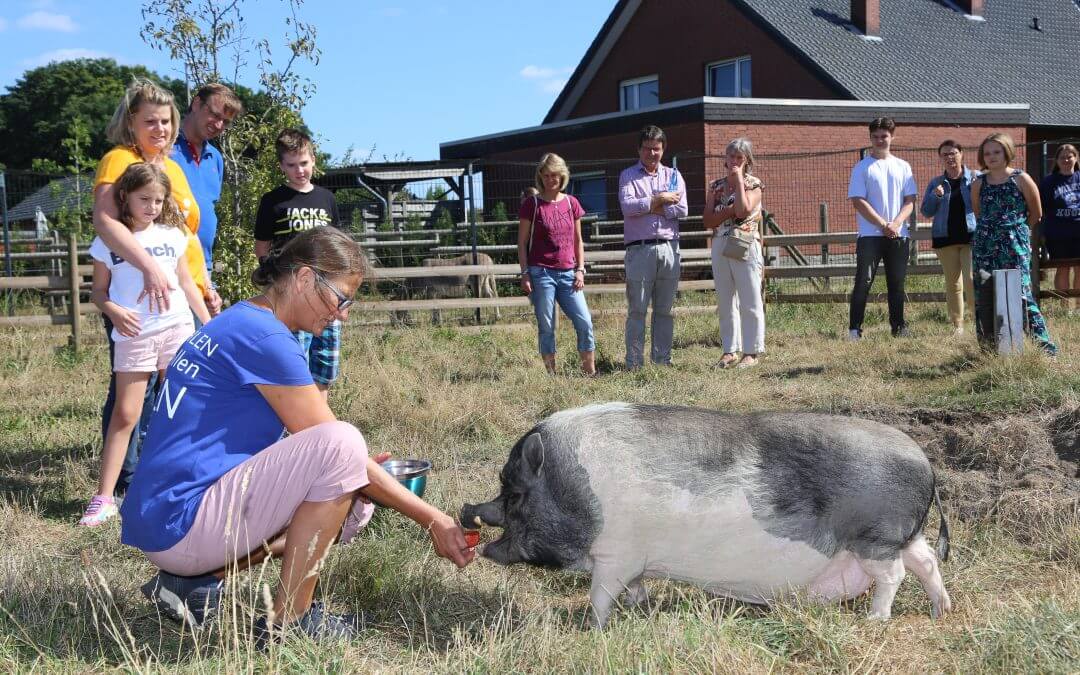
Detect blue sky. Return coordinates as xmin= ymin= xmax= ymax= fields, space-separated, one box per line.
xmin=0 ymin=0 xmax=614 ymax=162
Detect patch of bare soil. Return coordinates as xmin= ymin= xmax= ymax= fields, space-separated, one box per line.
xmin=853 ymin=406 xmax=1079 ymax=559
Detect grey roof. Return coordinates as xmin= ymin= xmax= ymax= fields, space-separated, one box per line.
xmin=362 ymin=168 xmax=465 ymax=182
xmin=324 ymin=161 xmax=467 ymax=184
xmin=734 ymin=0 xmax=1080 ymax=127
xmin=7 ymin=174 xmax=94 ymax=222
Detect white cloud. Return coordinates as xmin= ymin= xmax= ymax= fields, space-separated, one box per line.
xmin=22 ymin=48 xmax=110 ymax=68
xmin=17 ymin=10 xmax=77 ymax=32
xmin=520 ymin=65 xmax=572 ymax=94
xmin=0 ymin=18 xmax=8 ymax=31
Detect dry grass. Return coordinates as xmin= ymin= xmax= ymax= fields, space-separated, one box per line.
xmin=0 ymin=296 xmax=1078 ymax=673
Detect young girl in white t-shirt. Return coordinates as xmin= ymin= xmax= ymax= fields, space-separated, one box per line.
xmin=80 ymin=163 xmax=210 ymax=526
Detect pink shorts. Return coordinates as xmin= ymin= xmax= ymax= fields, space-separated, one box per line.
xmin=145 ymin=421 xmax=375 ymax=576
xmin=114 ymin=320 xmax=194 ymax=372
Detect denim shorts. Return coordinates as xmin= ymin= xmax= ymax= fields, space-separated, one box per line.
xmin=295 ymin=320 xmax=342 ymax=385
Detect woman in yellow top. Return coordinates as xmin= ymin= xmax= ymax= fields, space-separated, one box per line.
xmin=91 ymin=78 xmax=211 ymax=497
xmin=93 ymin=78 xmax=210 ymax=312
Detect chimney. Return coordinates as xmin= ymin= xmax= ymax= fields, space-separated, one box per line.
xmin=956 ymin=0 xmax=984 ymax=18
xmin=851 ymin=0 xmax=880 ymax=37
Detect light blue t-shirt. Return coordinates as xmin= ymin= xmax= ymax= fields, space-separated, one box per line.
xmin=848 ymin=154 xmax=918 ymax=237
xmin=120 ymin=301 xmax=313 ymax=552
xmin=172 ymin=132 xmax=224 ymax=273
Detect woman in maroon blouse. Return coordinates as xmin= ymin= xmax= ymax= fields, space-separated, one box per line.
xmin=517 ymin=153 xmax=596 ymax=375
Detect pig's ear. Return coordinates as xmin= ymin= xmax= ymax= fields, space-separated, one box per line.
xmin=522 ymin=432 xmax=545 ymax=478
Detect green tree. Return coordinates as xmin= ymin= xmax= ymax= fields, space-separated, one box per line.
xmin=140 ymin=0 xmax=320 ymax=302
xmin=0 ymin=58 xmax=184 ymax=170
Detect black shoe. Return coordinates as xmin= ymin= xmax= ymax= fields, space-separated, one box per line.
xmin=141 ymin=571 xmax=224 ymax=628
xmin=1038 ymin=340 xmax=1059 ymax=357
xmin=253 ymin=601 xmax=357 ymax=649
xmin=892 ymin=326 xmax=912 ymax=338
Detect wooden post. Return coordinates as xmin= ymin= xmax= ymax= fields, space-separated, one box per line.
xmin=993 ymin=269 xmax=1023 ymax=355
xmin=67 ymin=233 xmax=81 ymax=352
xmin=759 ymin=210 xmax=767 ymax=312
xmin=908 ymin=210 xmax=918 ymax=266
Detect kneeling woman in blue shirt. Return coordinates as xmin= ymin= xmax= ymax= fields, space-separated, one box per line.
xmin=120 ymin=226 xmax=474 ymax=642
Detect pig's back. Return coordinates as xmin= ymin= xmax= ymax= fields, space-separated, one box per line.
xmin=541 ymin=404 xmax=934 ymax=588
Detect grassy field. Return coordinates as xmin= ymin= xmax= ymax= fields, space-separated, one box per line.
xmin=1 ymin=294 xmax=1078 ymax=673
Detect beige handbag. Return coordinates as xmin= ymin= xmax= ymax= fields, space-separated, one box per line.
xmin=714 ymin=176 xmax=761 ymax=261
xmin=721 ymin=226 xmax=755 ymax=261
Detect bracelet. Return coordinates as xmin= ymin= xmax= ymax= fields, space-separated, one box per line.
xmin=574 ymin=269 xmax=584 ymax=274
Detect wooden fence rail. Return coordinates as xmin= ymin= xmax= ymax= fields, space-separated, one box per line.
xmin=3 ymin=232 xmax=1077 ymax=349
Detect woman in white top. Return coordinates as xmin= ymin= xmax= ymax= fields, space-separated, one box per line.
xmin=704 ymin=138 xmax=765 ymax=369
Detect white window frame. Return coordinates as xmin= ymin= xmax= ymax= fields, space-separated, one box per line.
xmin=705 ymin=56 xmax=752 ymax=97
xmin=619 ymin=75 xmax=659 ymax=111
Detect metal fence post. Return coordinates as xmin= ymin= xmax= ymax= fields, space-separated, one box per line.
xmin=819 ymin=202 xmax=829 ymax=289
xmin=67 ymin=233 xmax=81 ymax=352
xmin=466 ymin=162 xmax=481 ymax=323
xmin=1 ymin=172 xmax=12 ymax=316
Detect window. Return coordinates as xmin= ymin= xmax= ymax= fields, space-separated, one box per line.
xmin=619 ymin=75 xmax=659 ymax=111
xmin=707 ymin=57 xmax=751 ymax=97
xmin=568 ymin=172 xmax=607 ymax=219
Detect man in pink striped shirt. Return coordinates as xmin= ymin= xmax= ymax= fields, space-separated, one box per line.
xmin=618 ymin=125 xmax=688 ymax=368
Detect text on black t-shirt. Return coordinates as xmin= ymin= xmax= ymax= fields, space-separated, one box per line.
xmin=254 ymin=184 xmax=342 ymax=254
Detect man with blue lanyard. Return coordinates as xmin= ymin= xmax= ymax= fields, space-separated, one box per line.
xmin=172 ymin=82 xmax=244 ymax=318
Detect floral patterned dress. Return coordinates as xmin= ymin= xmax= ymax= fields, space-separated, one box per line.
xmin=974 ymin=170 xmax=1055 ymax=350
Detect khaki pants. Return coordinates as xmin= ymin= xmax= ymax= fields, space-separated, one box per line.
xmin=935 ymin=244 xmax=973 ymax=328
xmin=624 ymin=241 xmax=680 ymax=367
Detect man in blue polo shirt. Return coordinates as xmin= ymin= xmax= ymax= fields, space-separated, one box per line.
xmin=172 ymin=82 xmax=243 ymax=317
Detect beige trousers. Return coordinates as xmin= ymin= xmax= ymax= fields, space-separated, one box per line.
xmin=935 ymin=244 xmax=974 ymax=328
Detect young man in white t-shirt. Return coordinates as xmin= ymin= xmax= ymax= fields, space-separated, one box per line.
xmin=847 ymin=117 xmax=918 ymax=339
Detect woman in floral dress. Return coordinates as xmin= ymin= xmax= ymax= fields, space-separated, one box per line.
xmin=970 ymin=133 xmax=1057 ymax=355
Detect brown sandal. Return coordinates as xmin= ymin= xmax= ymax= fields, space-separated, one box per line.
xmin=716 ymin=353 xmax=739 ymax=369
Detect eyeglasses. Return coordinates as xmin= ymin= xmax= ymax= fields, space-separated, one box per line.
xmin=206 ymin=106 xmax=234 ymax=128
xmin=313 ymin=271 xmax=354 ymax=312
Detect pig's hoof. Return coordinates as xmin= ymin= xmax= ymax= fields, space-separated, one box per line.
xmin=587 ymin=612 xmax=609 ymax=630
xmin=931 ymin=595 xmax=952 ymax=619
xmin=624 ymin=583 xmax=649 ymax=610
xmin=867 ymin=610 xmax=892 ymax=621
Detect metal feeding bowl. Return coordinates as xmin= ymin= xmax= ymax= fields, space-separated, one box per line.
xmin=380 ymin=459 xmax=433 ymax=500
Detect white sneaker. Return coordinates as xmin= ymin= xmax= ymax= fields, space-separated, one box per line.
xmin=847 ymin=329 xmax=862 ymax=341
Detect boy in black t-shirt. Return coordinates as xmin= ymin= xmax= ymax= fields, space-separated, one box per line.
xmin=254 ymin=128 xmax=345 ymax=399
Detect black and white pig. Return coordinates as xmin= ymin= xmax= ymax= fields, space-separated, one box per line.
xmin=461 ymin=403 xmax=951 ymax=627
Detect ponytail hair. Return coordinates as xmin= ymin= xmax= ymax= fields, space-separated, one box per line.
xmin=251 ymin=227 xmax=367 ymax=289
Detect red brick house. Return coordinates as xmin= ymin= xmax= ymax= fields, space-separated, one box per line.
xmin=441 ymin=0 xmax=1078 ymax=234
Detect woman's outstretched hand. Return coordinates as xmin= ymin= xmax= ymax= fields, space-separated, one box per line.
xmin=428 ymin=513 xmax=476 ymax=569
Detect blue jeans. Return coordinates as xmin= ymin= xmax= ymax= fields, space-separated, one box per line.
xmin=528 ymin=266 xmax=595 ymax=354
xmin=100 ymin=315 xmax=157 ymax=496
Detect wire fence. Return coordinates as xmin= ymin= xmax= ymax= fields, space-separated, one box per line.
xmin=3 ymin=138 xmax=1076 ymax=325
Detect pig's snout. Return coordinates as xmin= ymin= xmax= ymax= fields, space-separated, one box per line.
xmin=460 ymin=500 xmax=505 ymax=529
